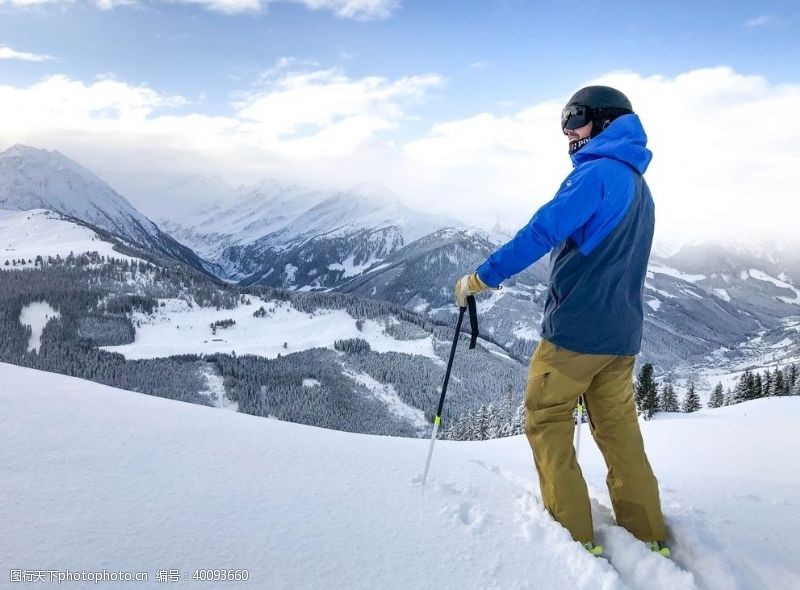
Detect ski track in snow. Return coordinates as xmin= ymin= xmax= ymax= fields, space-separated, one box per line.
xmin=419 ymin=455 xmax=785 ymax=590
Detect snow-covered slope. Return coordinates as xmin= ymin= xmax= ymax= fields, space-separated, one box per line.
xmin=2 ymin=362 xmax=798 ymax=589
xmin=0 ymin=144 xmax=209 ymax=273
xmin=0 ymin=208 xmax=141 ymax=268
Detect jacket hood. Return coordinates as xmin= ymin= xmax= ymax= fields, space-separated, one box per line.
xmin=570 ymin=113 xmax=652 ymax=174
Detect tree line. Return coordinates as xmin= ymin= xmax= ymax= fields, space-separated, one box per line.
xmin=1 ymin=249 xmax=526 ymax=437
xmin=443 ymin=360 xmax=800 ymax=441
xmin=634 ymin=362 xmax=799 ymax=419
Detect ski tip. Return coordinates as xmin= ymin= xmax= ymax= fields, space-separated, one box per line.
xmin=583 ymin=541 xmax=603 ymax=556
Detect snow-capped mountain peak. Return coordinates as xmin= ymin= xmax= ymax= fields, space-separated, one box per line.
xmin=0 ymin=144 xmax=158 ymax=240
xmin=0 ymin=144 xmax=209 ymax=272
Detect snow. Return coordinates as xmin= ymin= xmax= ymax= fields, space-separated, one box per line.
xmin=713 ymin=288 xmax=731 ymax=302
xmin=328 ymin=253 xmax=383 ymax=278
xmin=476 ymin=286 xmax=506 ymax=313
xmin=647 ymin=264 xmax=706 ymax=283
xmin=102 ymin=296 xmax=439 ymax=361
xmin=645 ymin=281 xmax=676 ymax=299
xmin=646 ymin=298 xmax=661 ymax=312
xmin=159 ymin=181 xmax=461 ymax=269
xmin=302 ymin=378 xmax=321 ymax=388
xmin=412 ymin=298 xmax=430 ymax=313
xmin=770 ymin=337 xmax=794 ymax=349
xmin=678 ymin=286 xmax=703 ymax=299
xmin=0 ymin=209 xmax=141 ymax=268
xmin=197 ymin=363 xmax=238 ymax=411
xmin=18 ymin=300 xmax=60 ymax=352
xmin=284 ymin=263 xmax=298 ymax=284
xmin=674 ymin=349 xmax=800 ymax=405
xmin=365 ymin=261 xmax=392 ymax=274
xmin=341 ymin=364 xmax=429 ymax=433
xmin=512 ymin=321 xmax=538 ymax=341
xmin=488 ymin=347 xmax=514 ymax=361
xmin=2 ymin=362 xmax=798 ymax=589
xmin=0 ymin=146 xmax=164 ymax=251
xmin=747 ymin=269 xmax=800 ymax=304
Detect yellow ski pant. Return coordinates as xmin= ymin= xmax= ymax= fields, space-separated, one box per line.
xmin=524 ymin=337 xmax=667 ymax=543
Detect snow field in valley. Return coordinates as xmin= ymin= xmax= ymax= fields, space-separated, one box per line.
xmin=101 ymin=296 xmax=438 ymax=361
xmin=18 ymin=300 xmax=60 ymax=352
xmin=2 ymin=362 xmax=798 ymax=589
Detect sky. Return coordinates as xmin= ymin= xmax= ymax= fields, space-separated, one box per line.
xmin=0 ymin=0 xmax=799 ymax=245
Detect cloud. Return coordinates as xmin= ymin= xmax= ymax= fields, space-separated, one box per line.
xmin=95 ymin=0 xmax=137 ymax=9
xmin=0 ymin=0 xmax=400 ymax=18
xmin=0 ymin=66 xmax=796 ymax=246
xmin=402 ymin=66 xmax=800 ymax=243
xmin=0 ymin=44 xmax=56 ymax=61
xmin=301 ymin=0 xmax=399 ymax=20
xmin=0 ymin=0 xmax=70 ymax=6
xmin=258 ymin=56 xmax=320 ymax=81
xmin=234 ymin=65 xmax=444 ymax=156
xmin=0 ymin=65 xmax=442 ymax=187
xmin=744 ymin=15 xmax=770 ymax=28
xmin=470 ymin=60 xmax=490 ymax=70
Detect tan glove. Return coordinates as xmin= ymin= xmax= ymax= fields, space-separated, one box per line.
xmin=454 ymin=272 xmax=496 ymax=308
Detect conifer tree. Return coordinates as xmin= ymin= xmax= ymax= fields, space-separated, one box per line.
xmin=744 ymin=370 xmax=757 ymax=401
xmin=635 ymin=363 xmax=658 ymax=418
xmin=497 ymin=388 xmax=517 ymax=437
xmin=475 ymin=405 xmax=490 ymax=440
xmin=774 ymin=367 xmax=786 ymax=396
xmin=708 ymin=382 xmax=724 ymax=408
xmin=775 ymin=367 xmax=789 ymax=395
xmin=511 ymin=403 xmax=525 ymax=435
xmin=660 ymin=382 xmax=679 ymax=412
xmin=485 ymin=403 xmax=500 ymax=439
xmin=682 ymin=381 xmax=701 ymax=413
xmin=731 ymin=373 xmax=748 ymax=405
xmin=461 ymin=409 xmax=476 ymax=441
xmin=763 ymin=369 xmax=773 ymax=397
xmin=723 ymin=387 xmax=735 ymax=406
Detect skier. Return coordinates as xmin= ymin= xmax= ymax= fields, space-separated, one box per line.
xmin=454 ymin=85 xmax=669 ymax=557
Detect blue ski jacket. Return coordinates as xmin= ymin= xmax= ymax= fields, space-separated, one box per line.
xmin=475 ymin=114 xmax=655 ymax=355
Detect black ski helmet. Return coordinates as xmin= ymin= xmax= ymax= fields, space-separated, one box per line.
xmin=561 ymin=85 xmax=633 ymax=134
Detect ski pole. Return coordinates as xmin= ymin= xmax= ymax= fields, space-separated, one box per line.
xmin=421 ymin=294 xmax=479 ymax=487
xmin=574 ymin=395 xmax=585 ymax=459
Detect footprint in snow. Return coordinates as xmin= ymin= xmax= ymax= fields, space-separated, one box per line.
xmin=440 ymin=501 xmax=490 ymax=533
xmin=468 ymin=459 xmax=537 ymax=493
xmin=738 ymin=493 xmax=762 ymax=503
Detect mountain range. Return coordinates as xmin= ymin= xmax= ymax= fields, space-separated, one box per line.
xmin=2 ymin=143 xmax=799 ymax=380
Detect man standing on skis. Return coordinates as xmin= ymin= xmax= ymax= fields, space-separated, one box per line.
xmin=454 ymin=85 xmax=669 ymax=557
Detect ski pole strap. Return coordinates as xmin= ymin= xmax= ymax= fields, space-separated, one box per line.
xmin=435 ymin=304 xmax=466 ymax=418
xmin=466 ymin=294 xmax=479 ymax=349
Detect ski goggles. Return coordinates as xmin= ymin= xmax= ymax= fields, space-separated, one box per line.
xmin=561 ymin=104 xmax=592 ymax=131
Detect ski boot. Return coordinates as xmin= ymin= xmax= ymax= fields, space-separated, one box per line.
xmin=646 ymin=541 xmax=671 ymax=557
